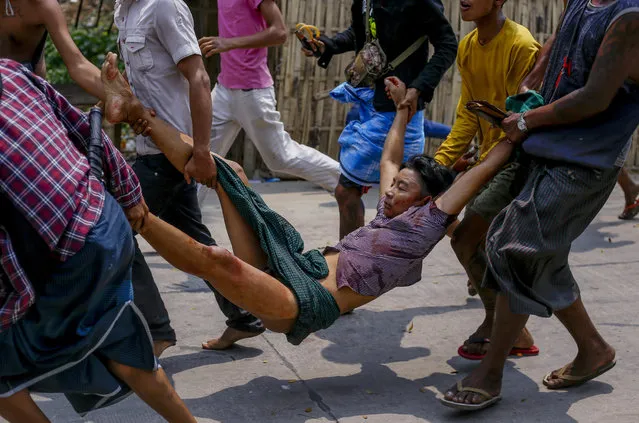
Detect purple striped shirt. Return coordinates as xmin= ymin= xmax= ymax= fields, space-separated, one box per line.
xmin=327 ymin=197 xmax=452 ymax=297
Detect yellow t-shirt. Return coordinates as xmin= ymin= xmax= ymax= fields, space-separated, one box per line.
xmin=434 ymin=19 xmax=541 ymax=167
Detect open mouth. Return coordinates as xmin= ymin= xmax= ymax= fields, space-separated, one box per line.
xmin=460 ymin=0 xmax=471 ymax=11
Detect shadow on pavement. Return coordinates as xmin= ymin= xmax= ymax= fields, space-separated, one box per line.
xmin=160 ymin=347 xmax=264 ymax=378
xmin=572 ymin=220 xmax=634 ymax=253
xmin=424 ymin=358 xmax=613 ymax=423
xmin=315 ymin=301 xmax=481 ymax=365
xmin=178 ymin=354 xmax=613 ymax=422
xmin=170 ymin=301 xmax=481 ymax=422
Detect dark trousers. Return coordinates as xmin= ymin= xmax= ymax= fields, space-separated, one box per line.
xmin=131 ymin=154 xmax=263 ymax=342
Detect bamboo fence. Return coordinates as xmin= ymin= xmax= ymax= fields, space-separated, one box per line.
xmin=190 ymin=0 xmax=639 ymax=170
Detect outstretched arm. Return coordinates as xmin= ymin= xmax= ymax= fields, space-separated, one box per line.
xmin=37 ymin=0 xmax=105 ymax=100
xmin=435 ymin=140 xmax=515 ymax=216
xmin=199 ymin=0 xmax=287 ymax=56
xmin=379 ymin=77 xmax=410 ymax=199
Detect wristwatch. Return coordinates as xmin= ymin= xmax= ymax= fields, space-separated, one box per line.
xmin=517 ymin=112 xmax=529 ymax=133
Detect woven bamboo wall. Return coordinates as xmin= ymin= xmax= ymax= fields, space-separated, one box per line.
xmin=193 ymin=0 xmax=639 ymax=170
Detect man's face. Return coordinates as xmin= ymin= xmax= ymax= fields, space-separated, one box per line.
xmin=460 ymin=0 xmax=499 ymax=22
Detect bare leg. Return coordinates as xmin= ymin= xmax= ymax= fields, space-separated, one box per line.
xmin=617 ymin=168 xmax=639 ymax=219
xmin=444 ymin=294 xmax=528 ymax=405
xmin=0 ymin=390 xmax=50 ymax=423
xmin=138 ymin=213 xmax=298 ymax=329
xmin=103 ymin=53 xmax=262 ymax=350
xmin=215 ymin=169 xmax=268 ymax=269
xmin=451 ymin=213 xmax=534 ymax=357
xmin=106 ymin=361 xmax=196 ymax=423
xmin=618 ymin=168 xmax=639 ymax=206
xmin=335 ymin=184 xmax=365 ymax=239
xmin=102 ymin=52 xmax=298 ymax=332
xmin=202 ymin=174 xmax=269 ymax=349
xmin=451 ymin=214 xmax=496 ymax=357
xmin=544 ymin=297 xmax=616 ymax=388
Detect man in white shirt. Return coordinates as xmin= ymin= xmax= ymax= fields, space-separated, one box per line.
xmin=115 ymin=0 xmax=263 ymax=356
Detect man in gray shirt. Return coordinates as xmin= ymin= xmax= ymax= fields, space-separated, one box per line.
xmin=115 ymin=0 xmax=263 ymax=356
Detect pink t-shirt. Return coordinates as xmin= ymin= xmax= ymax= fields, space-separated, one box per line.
xmin=217 ymin=0 xmax=274 ymax=89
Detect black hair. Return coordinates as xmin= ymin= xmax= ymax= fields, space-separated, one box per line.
xmin=400 ymin=154 xmax=455 ymax=198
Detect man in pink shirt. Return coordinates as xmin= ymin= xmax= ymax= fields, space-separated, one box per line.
xmin=197 ymin=0 xmax=340 ymax=209
xmin=196 ymin=0 xmax=341 ymax=349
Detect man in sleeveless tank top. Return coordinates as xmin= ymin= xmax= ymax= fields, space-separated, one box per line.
xmin=443 ymin=0 xmax=639 ymax=411
xmin=0 ymin=0 xmax=107 ymax=100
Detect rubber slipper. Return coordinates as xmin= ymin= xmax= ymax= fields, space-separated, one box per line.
xmin=509 ymin=345 xmax=540 ymax=358
xmin=440 ymin=381 xmax=502 ymax=411
xmin=619 ymin=199 xmax=639 ymax=220
xmin=543 ymin=360 xmax=616 ymax=389
xmin=458 ymin=340 xmax=540 ymax=361
xmin=457 ymin=336 xmax=490 ymax=360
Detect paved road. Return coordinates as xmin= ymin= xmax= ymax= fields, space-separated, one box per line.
xmin=8 ymin=181 xmax=639 ymax=423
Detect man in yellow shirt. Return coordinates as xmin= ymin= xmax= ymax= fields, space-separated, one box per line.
xmin=434 ymin=0 xmax=541 ymax=360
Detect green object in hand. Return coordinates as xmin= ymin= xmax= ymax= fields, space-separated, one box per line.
xmin=506 ymin=90 xmax=545 ymax=114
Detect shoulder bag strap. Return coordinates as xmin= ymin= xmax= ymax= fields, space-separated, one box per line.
xmin=387 ymin=35 xmax=427 ymax=71
xmin=363 ymin=0 xmax=372 ymax=42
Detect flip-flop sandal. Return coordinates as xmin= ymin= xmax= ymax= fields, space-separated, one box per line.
xmin=440 ymin=381 xmax=502 ymax=411
xmin=457 ymin=336 xmax=490 ymax=360
xmin=458 ymin=337 xmax=540 ymax=361
xmin=543 ymin=360 xmax=616 ymax=389
xmin=619 ymin=199 xmax=639 ymax=220
xmin=509 ymin=345 xmax=540 ymax=358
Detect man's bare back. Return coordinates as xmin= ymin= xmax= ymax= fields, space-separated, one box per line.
xmin=0 ymin=0 xmax=48 ymax=72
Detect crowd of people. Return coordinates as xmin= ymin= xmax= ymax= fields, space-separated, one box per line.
xmin=0 ymin=0 xmax=637 ymax=421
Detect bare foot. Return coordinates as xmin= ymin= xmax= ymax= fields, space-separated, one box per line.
xmin=544 ymin=343 xmax=616 ymax=389
xmin=202 ymin=327 xmax=262 ymax=350
xmin=100 ymin=52 xmax=145 ymax=125
xmin=153 ymin=340 xmax=176 ymax=358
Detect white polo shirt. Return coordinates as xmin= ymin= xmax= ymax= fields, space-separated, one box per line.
xmin=114 ymin=0 xmax=201 ymax=156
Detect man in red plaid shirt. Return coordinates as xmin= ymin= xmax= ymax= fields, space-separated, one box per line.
xmin=0 ymin=59 xmax=196 ymax=422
